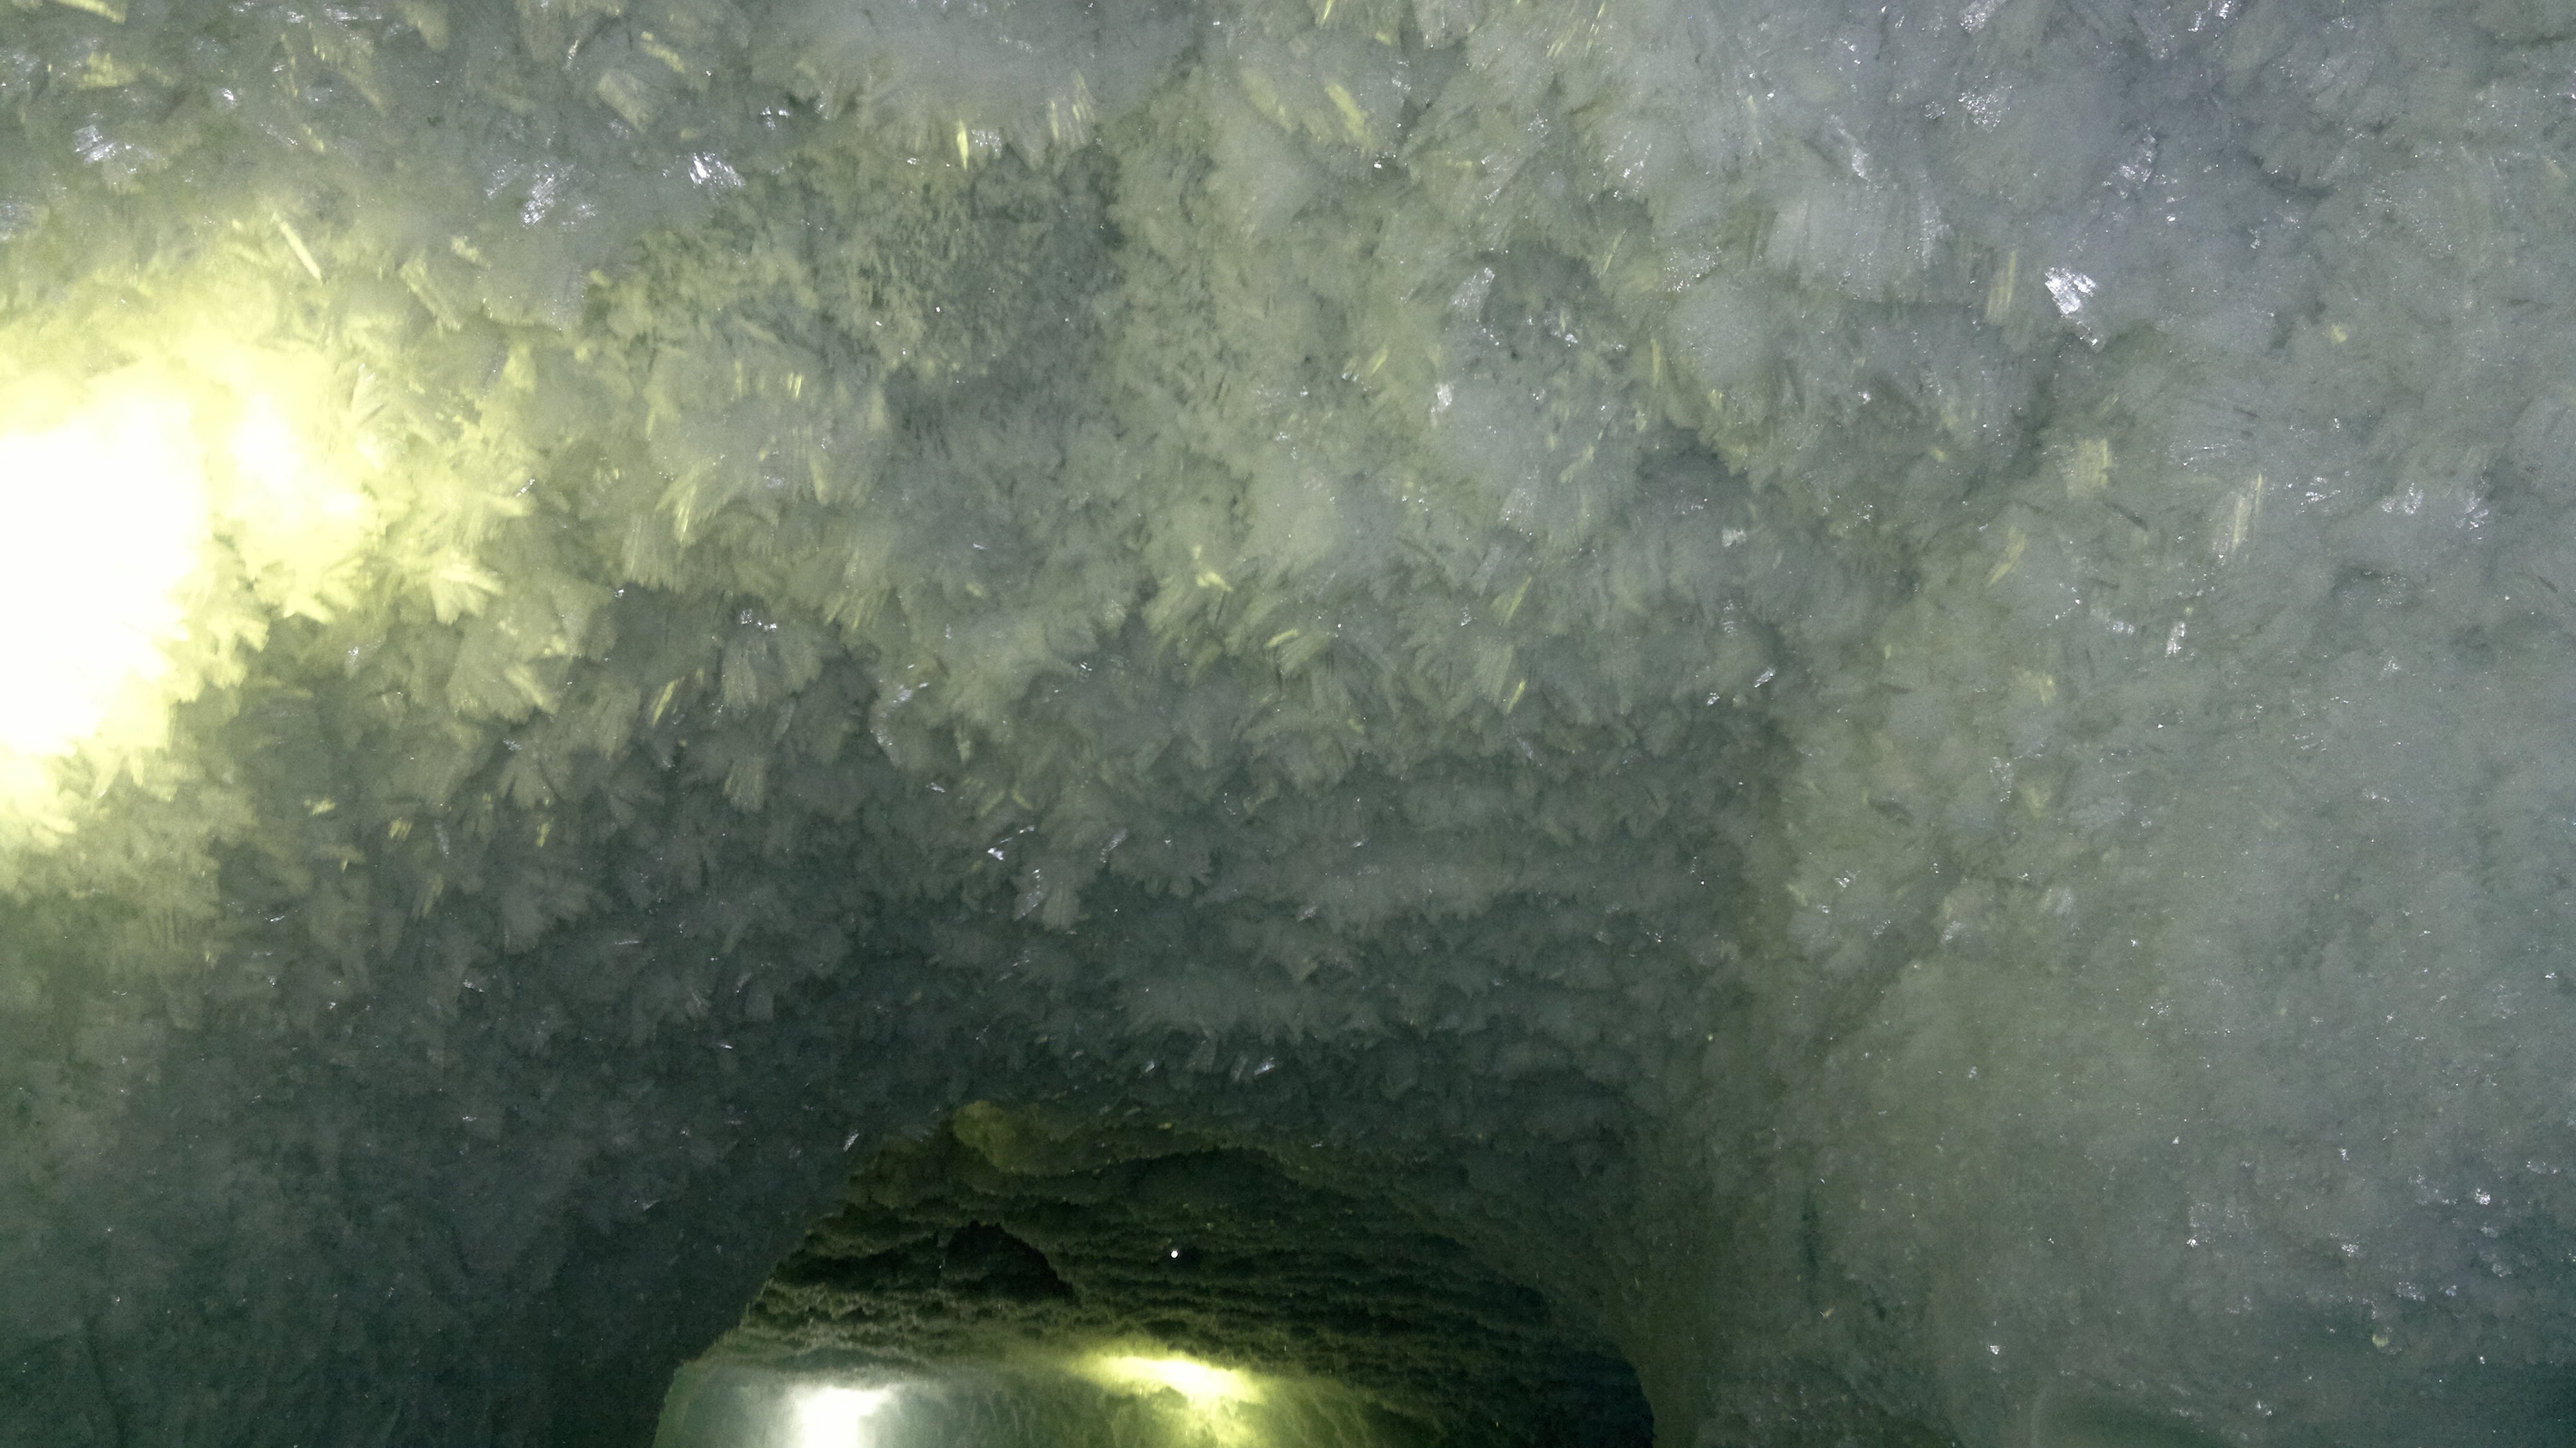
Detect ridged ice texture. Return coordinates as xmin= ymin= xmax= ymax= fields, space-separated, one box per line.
xmin=708 ymin=1107 xmax=1653 ymax=1446
xmin=2 ymin=1 xmax=2574 ymax=1446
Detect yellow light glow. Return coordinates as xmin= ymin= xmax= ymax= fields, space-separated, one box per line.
xmin=788 ymin=1385 xmax=895 ymax=1445
xmin=1081 ymin=1353 xmax=1262 ymax=1406
xmin=222 ymin=389 xmax=377 ymax=620
xmin=0 ymin=340 xmax=383 ymax=819
xmin=0 ymin=389 xmax=209 ymax=757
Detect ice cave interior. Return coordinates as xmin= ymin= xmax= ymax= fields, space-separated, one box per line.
xmin=3 ymin=0 xmax=2575 ymax=1445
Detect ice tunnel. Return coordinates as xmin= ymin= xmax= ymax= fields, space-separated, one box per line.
xmin=3 ymin=0 xmax=2574 ymax=1445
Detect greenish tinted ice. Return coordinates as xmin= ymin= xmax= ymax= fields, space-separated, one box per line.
xmin=0 ymin=1 xmax=2571 ymax=1445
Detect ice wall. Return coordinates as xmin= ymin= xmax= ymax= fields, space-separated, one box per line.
xmin=1 ymin=1 xmax=2573 ymax=1445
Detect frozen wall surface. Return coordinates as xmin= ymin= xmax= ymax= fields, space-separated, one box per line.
xmin=1 ymin=0 xmax=2572 ymax=1444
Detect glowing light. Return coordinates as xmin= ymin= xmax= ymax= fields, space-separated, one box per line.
xmin=788 ymin=1385 xmax=895 ymax=1445
xmin=0 ymin=390 xmax=209 ymax=757
xmin=1081 ymin=1353 xmax=1262 ymax=1405
xmin=220 ymin=390 xmax=376 ymax=620
xmin=0 ymin=350 xmax=380 ymax=796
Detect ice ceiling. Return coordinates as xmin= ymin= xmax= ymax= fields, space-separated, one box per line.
xmin=2 ymin=0 xmax=2573 ymax=1445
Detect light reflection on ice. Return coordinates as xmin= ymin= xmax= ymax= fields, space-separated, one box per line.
xmin=790 ymin=1386 xmax=895 ymax=1445
xmin=2042 ymin=266 xmax=2098 ymax=316
xmin=655 ymin=1351 xmax=1414 ymax=1448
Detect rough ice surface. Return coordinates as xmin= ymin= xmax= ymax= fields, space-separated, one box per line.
xmin=0 ymin=0 xmax=2572 ymax=1445
xmin=687 ymin=1105 xmax=1654 ymax=1445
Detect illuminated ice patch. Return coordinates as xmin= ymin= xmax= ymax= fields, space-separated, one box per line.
xmin=0 ymin=363 xmax=377 ymax=826
xmin=1079 ymin=1353 xmax=1261 ymax=1405
xmin=220 ymin=390 xmax=375 ymax=620
xmin=788 ymin=1385 xmax=896 ymax=1445
xmin=0 ymin=390 xmax=208 ymax=758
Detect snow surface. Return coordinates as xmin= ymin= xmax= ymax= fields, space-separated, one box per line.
xmin=1 ymin=0 xmax=2573 ymax=1445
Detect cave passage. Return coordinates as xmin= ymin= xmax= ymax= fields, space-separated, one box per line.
xmin=5 ymin=2 xmax=2575 ymax=1446
xmin=654 ymin=1105 xmax=1656 ymax=1448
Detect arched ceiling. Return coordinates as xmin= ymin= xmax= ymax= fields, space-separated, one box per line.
xmin=3 ymin=1 xmax=2574 ymax=1445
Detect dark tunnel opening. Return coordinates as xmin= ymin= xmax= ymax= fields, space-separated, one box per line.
xmin=650 ymin=1105 xmax=1657 ymax=1448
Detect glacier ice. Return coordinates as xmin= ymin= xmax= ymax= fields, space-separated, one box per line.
xmin=1 ymin=0 xmax=2573 ymax=1445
